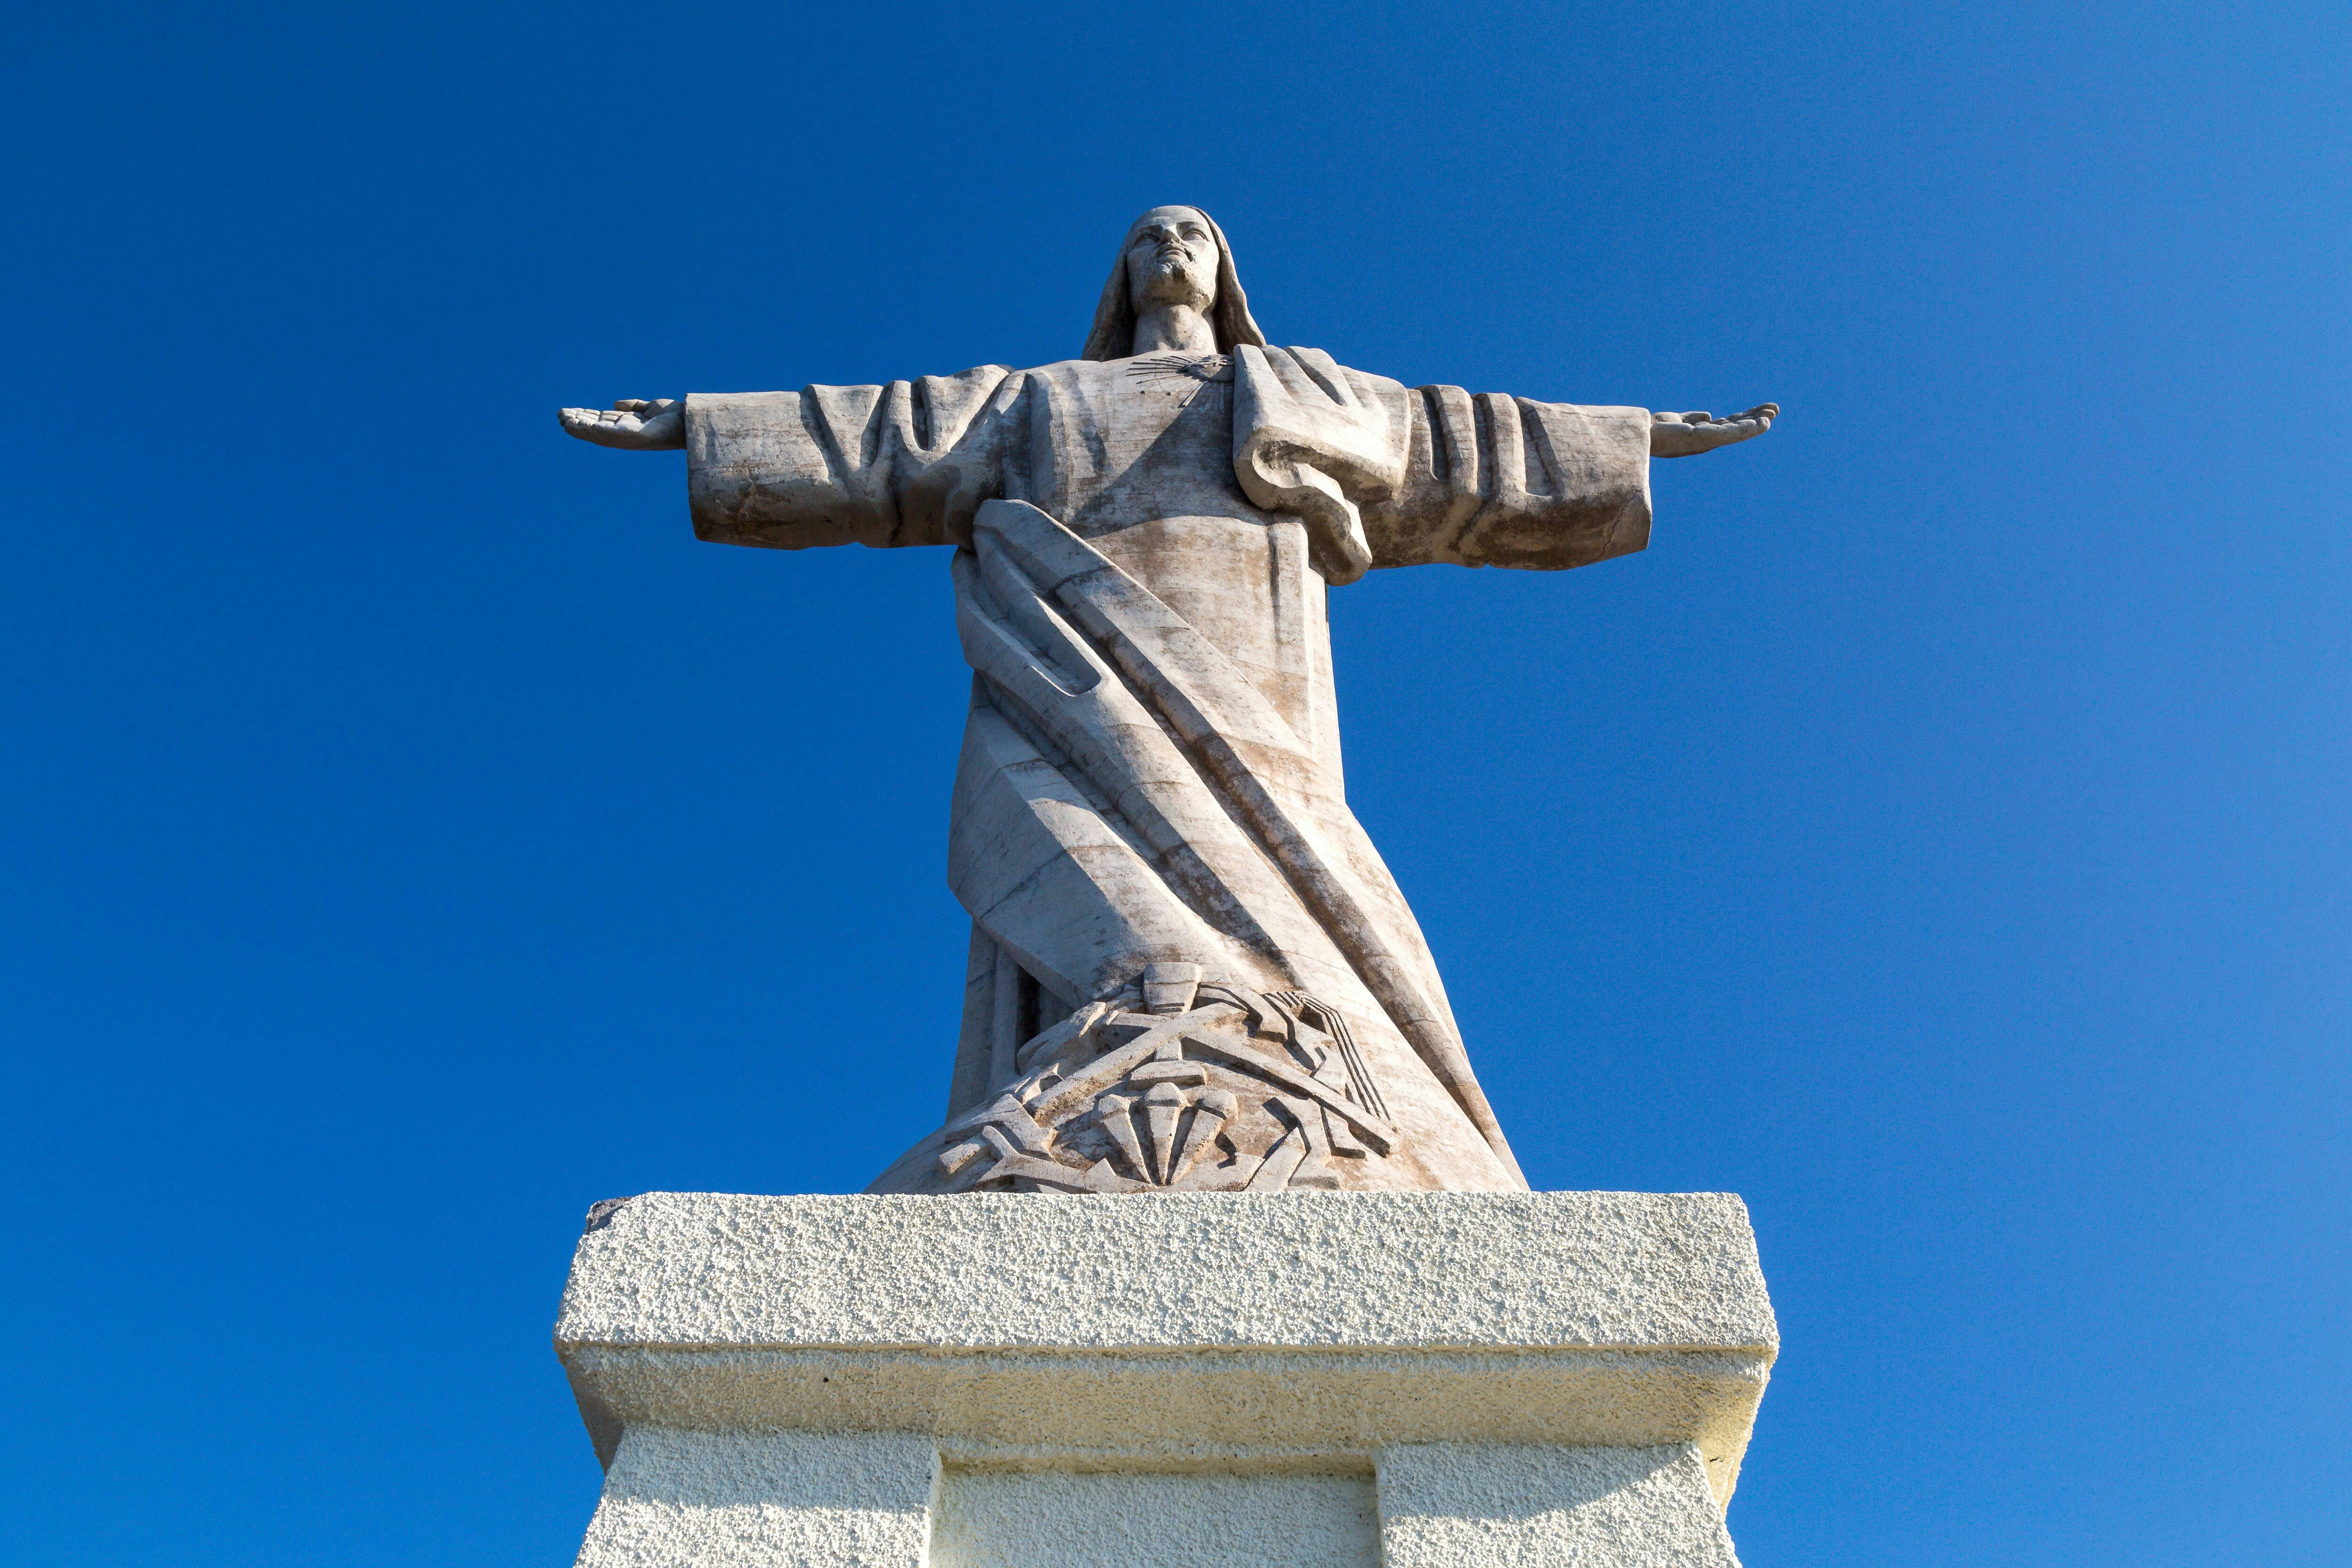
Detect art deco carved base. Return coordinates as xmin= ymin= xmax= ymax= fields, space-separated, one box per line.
xmin=556 ymin=1192 xmax=1777 ymax=1567
xmin=871 ymin=972 xmax=1416 ymax=1195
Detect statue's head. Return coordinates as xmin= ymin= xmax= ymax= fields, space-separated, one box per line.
xmin=1122 ymin=207 xmax=1221 ymax=316
xmin=1081 ymin=205 xmax=1268 ymax=362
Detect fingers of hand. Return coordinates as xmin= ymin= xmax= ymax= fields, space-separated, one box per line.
xmin=558 ymin=405 xmax=656 ymax=446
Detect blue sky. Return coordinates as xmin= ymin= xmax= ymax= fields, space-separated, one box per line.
xmin=3 ymin=1 xmax=2345 ymax=1563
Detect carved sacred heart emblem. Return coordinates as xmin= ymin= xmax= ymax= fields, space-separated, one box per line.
xmin=1124 ymin=352 xmax=1234 ymax=403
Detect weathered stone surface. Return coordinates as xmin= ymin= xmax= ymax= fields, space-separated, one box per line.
xmin=1378 ymin=1443 xmax=1739 ymax=1568
xmin=558 ymin=1191 xmax=1776 ymax=1353
xmin=574 ymin=1428 xmax=935 ymax=1568
xmin=556 ymin=1192 xmax=1773 ymax=1565
xmin=558 ymin=1192 xmax=1774 ymax=1505
xmin=932 ymin=1468 xmax=1379 ymax=1568
xmin=556 ymin=207 xmax=1777 ymax=1193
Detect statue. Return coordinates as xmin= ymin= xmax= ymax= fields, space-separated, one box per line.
xmin=561 ymin=207 xmax=1775 ymax=1196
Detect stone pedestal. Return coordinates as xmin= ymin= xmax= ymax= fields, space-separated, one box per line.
xmin=556 ymin=1192 xmax=1777 ymax=1567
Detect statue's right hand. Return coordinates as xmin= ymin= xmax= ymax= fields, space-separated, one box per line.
xmin=558 ymin=398 xmax=685 ymax=450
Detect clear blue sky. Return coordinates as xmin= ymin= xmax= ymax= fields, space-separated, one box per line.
xmin=4 ymin=2 xmax=2344 ymax=1563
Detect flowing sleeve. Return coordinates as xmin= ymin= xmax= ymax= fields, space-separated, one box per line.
xmin=683 ymin=365 xmax=1024 ymax=551
xmin=1359 ymin=387 xmax=1653 ymax=572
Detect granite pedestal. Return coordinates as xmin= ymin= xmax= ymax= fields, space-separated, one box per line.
xmin=556 ymin=1192 xmax=1776 ymax=1567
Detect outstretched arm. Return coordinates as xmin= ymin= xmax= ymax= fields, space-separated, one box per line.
xmin=1651 ymin=403 xmax=1778 ymax=458
xmin=566 ymin=367 xmax=1022 ymax=551
xmin=559 ymin=398 xmax=685 ymax=450
xmin=1358 ymin=371 xmax=1779 ymax=572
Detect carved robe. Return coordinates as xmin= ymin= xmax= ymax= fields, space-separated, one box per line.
xmin=684 ymin=347 xmax=1652 ymax=1192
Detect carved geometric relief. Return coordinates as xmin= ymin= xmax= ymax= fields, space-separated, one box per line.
xmin=932 ymin=971 xmax=1398 ymax=1194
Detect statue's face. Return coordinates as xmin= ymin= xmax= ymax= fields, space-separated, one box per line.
xmin=1124 ymin=207 xmax=1220 ymax=316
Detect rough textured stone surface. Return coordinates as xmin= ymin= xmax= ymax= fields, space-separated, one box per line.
xmin=565 ymin=1344 xmax=1770 ymax=1495
xmin=558 ymin=1192 xmax=1774 ymax=1511
xmin=556 ymin=1192 xmax=1773 ymax=1563
xmin=558 ymin=1191 xmax=1777 ymax=1351
xmin=930 ymin=1469 xmax=1379 ymax=1568
xmin=575 ymin=1428 xmax=935 ymax=1568
xmin=1377 ymin=1443 xmax=1739 ymax=1568
xmin=573 ymin=1439 xmax=1742 ymax=1568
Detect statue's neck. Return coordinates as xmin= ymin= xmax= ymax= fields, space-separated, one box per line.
xmin=1130 ymin=303 xmax=1219 ymax=356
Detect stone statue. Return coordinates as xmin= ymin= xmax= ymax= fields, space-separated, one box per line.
xmin=561 ymin=207 xmax=1775 ymax=1196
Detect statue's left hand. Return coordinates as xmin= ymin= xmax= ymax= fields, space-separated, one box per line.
xmin=559 ymin=398 xmax=685 ymax=450
xmin=1651 ymin=403 xmax=1778 ymax=458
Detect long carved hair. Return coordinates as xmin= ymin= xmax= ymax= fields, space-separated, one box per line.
xmin=1081 ymin=207 xmax=1268 ymax=361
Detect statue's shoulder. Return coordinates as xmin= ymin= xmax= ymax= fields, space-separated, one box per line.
xmin=914 ymin=363 xmax=1022 ymax=390
xmin=1257 ymin=344 xmax=1399 ymax=388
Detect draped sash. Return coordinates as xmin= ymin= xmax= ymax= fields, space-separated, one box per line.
xmin=946 ymin=498 xmax=1525 ymax=1186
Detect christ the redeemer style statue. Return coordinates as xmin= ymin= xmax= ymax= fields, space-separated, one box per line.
xmin=562 ymin=207 xmax=1775 ymax=1196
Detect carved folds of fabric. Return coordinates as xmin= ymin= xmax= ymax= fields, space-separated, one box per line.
xmin=682 ymin=353 xmax=1651 ymax=574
